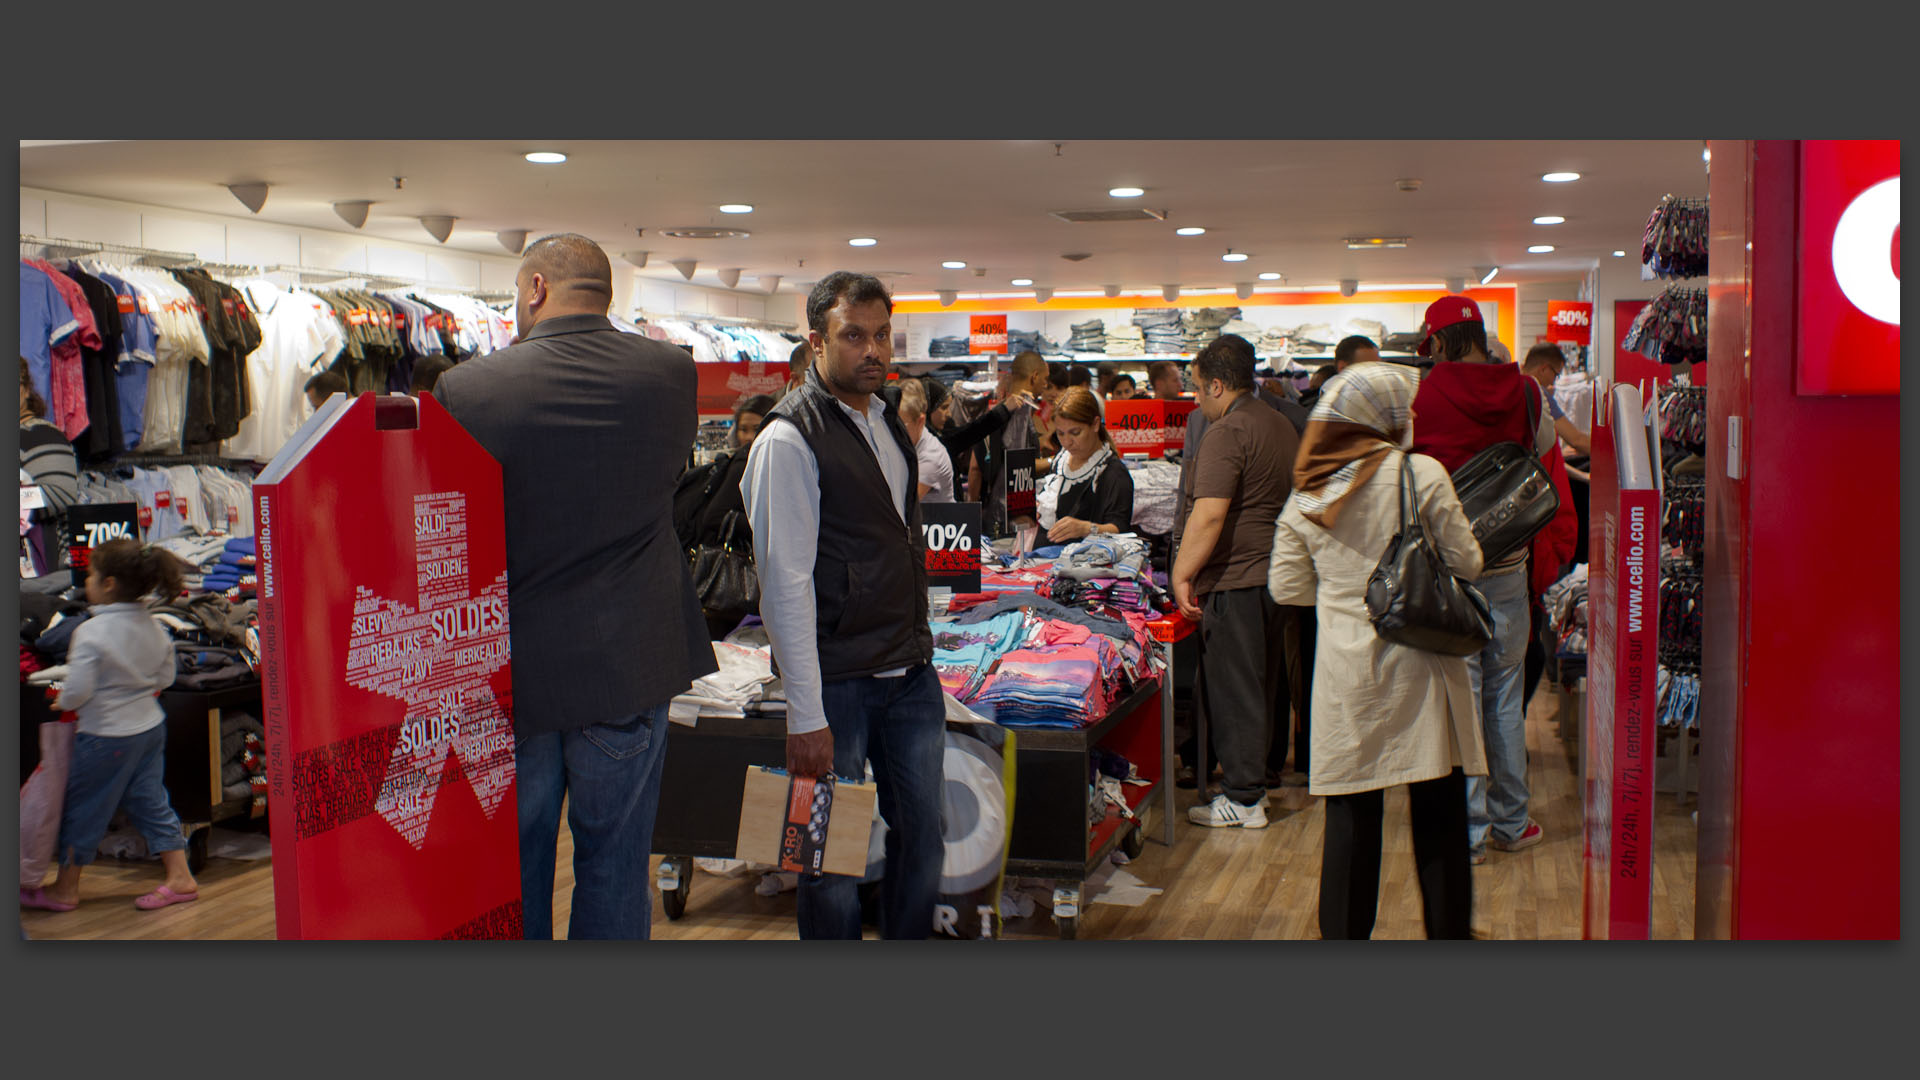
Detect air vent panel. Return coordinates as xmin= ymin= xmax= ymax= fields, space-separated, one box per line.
xmin=1049 ymin=208 xmax=1167 ymax=223
xmin=659 ymin=227 xmax=751 ymax=239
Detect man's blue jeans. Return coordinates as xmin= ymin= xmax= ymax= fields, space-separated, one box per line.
xmin=516 ymin=704 xmax=672 ymax=940
xmin=1466 ymin=569 xmax=1532 ymax=855
xmin=798 ymin=665 xmax=945 ymax=940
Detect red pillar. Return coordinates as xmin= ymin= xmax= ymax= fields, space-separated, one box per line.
xmin=1694 ymin=140 xmax=1901 ymax=939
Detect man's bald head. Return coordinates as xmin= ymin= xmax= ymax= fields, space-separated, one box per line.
xmin=516 ymin=233 xmax=614 ymax=332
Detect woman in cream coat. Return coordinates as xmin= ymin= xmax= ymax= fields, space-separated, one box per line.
xmin=1268 ymin=362 xmax=1485 ymax=940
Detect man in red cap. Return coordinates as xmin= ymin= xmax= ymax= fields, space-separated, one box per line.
xmin=1408 ymin=296 xmax=1557 ymax=866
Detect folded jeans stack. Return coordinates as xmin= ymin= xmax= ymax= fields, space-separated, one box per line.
xmin=1132 ymin=309 xmax=1186 ymax=354
xmin=1008 ymin=328 xmax=1067 ymax=357
xmin=929 ymin=336 xmax=971 ymax=358
xmin=1181 ymin=307 xmax=1240 ymax=351
xmin=1067 ymin=318 xmax=1108 ymax=353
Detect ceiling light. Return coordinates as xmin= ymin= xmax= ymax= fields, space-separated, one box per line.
xmin=1445 ymin=277 xmax=1467 ymax=294
xmin=1034 ymin=288 xmax=1054 ymax=303
xmin=1108 ymin=186 xmax=1145 ymax=198
xmin=1528 ymin=245 xmax=1556 ymax=253
xmin=1541 ymin=171 xmax=1580 ymax=183
xmin=1011 ymin=278 xmax=1034 ymax=286
xmin=524 ymin=152 xmax=567 ymax=164
xmin=942 ymin=260 xmax=967 ymax=269
xmin=1176 ymin=227 xmax=1206 ymax=236
xmin=848 ymin=237 xmax=877 ymax=247
xmin=1703 ymin=148 xmax=1712 ymax=163
xmin=1345 ymin=236 xmax=1409 ymax=250
xmin=1533 ymin=215 xmax=1566 ymax=225
xmin=938 ymin=291 xmax=957 ymax=307
xmin=1222 ymin=251 xmax=1249 ymax=262
xmin=1612 ymin=250 xmax=1628 ymax=257
xmin=1162 ymin=285 xmax=1180 ymax=302
xmin=1339 ymin=280 xmax=1358 ymax=297
xmin=718 ymin=204 xmax=754 ymax=214
xmin=1258 ymin=272 xmax=1282 ymax=281
xmin=1478 ymin=266 xmax=1500 ymax=284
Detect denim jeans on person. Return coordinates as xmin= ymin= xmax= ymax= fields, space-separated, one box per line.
xmin=516 ymin=704 xmax=672 ymax=940
xmin=798 ymin=664 xmax=945 ymax=940
xmin=58 ymin=725 xmax=187 ymax=867
xmin=1466 ymin=568 xmax=1532 ymax=854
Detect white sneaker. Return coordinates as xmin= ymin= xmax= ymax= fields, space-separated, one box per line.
xmin=1187 ymin=794 xmax=1269 ymax=829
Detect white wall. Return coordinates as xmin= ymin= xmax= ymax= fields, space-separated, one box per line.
xmin=1591 ymin=256 xmax=1672 ymax=385
xmin=1515 ymin=279 xmax=1585 ymax=353
xmin=20 ymin=185 xmax=782 ymax=323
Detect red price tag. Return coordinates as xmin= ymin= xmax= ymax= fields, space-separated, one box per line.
xmin=227 ymin=506 xmax=240 ymax=524
xmin=155 ymin=491 xmax=172 ymax=509
xmin=139 ymin=507 xmax=153 ymax=529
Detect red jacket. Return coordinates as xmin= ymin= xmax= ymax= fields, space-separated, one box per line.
xmin=1409 ymin=361 xmax=1540 ymax=473
xmin=1530 ymin=443 xmax=1578 ymax=598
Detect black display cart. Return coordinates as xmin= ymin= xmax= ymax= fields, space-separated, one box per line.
xmin=18 ymin=682 xmax=261 ymax=874
xmin=648 ymin=659 xmax=1176 ymax=939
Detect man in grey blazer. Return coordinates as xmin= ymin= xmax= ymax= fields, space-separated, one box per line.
xmin=435 ymin=233 xmax=715 ymax=940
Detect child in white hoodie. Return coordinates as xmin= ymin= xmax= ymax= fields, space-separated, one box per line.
xmin=21 ymin=539 xmax=200 ymax=913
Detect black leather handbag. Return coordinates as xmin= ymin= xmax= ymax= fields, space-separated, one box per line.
xmin=1452 ymin=383 xmax=1560 ymax=566
xmin=689 ymin=510 xmax=760 ymax=628
xmin=1365 ymin=455 xmax=1495 ymax=657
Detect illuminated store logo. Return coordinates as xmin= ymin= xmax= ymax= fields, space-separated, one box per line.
xmin=1831 ymin=176 xmax=1899 ymax=326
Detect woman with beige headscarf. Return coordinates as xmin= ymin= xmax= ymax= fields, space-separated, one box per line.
xmin=1268 ymin=362 xmax=1485 ymax=940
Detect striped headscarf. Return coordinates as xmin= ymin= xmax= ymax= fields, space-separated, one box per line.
xmin=1291 ymin=362 xmax=1421 ymax=528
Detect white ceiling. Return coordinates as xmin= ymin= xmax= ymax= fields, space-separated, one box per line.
xmin=18 ymin=139 xmax=1710 ymax=296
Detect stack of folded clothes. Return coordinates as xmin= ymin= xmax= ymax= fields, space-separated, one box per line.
xmin=929 ymin=336 xmax=971 ymax=358
xmin=1007 ymin=328 xmax=1068 ymax=357
xmin=1066 ymin=319 xmax=1108 ymax=353
xmin=1181 ymin=307 xmax=1240 ymax=351
xmin=1132 ymin=309 xmax=1185 ymax=353
xmin=1104 ymin=324 xmax=1146 ymax=357
xmin=200 ymin=538 xmax=258 ymax=600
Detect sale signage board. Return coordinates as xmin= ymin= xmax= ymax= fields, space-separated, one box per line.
xmin=695 ymin=360 xmax=788 ymax=417
xmin=1005 ymin=447 xmax=1037 ymax=520
xmin=1582 ymin=383 xmax=1659 ymax=941
xmin=920 ymin=501 xmax=983 ymax=593
xmin=1795 ymin=139 xmax=1899 ymax=395
xmin=254 ymin=393 xmax=521 ymax=939
xmin=1546 ymin=301 xmax=1594 ymax=347
xmin=969 ymin=315 xmax=1008 ymax=355
xmin=65 ymin=503 xmax=140 ymax=587
xmin=1105 ymin=400 xmax=1198 ymax=458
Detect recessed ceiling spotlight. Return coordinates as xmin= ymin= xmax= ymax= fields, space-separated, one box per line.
xmin=718 ymin=204 xmax=754 ymax=214
xmin=1612 ymin=250 xmax=1628 ymax=257
xmin=1541 ymin=171 xmax=1581 ymax=183
xmin=1258 ymin=272 xmax=1282 ymax=281
xmin=524 ymin=151 xmax=567 ymax=164
xmin=1108 ymin=186 xmax=1145 ymax=198
xmin=1222 ymin=251 xmax=1249 ymax=262
xmin=1533 ymin=215 xmax=1566 ymax=225
xmin=1011 ymin=278 xmax=1034 ymax=286
xmin=1176 ymin=227 xmax=1206 ymax=236
xmin=942 ymin=261 xmax=967 ymax=269
xmin=1528 ymin=245 xmax=1556 ymax=253
xmin=848 ymin=237 xmax=877 ymax=247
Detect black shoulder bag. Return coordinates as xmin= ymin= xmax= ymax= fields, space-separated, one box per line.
xmin=689 ymin=510 xmax=760 ymax=628
xmin=1451 ymin=379 xmax=1560 ymax=566
xmin=1365 ymin=454 xmax=1495 ymax=657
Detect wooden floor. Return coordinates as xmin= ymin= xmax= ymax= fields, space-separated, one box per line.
xmin=20 ymin=685 xmax=1699 ymax=941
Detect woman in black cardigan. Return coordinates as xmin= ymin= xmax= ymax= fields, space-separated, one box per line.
xmin=1044 ymin=386 xmax=1134 ymax=543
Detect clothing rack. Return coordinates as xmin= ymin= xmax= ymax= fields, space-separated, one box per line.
xmin=106 ymin=454 xmax=259 ymax=471
xmin=20 ymin=233 xmax=198 ymax=266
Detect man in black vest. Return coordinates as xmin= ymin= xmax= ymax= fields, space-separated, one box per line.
xmin=741 ymin=271 xmax=942 ymax=940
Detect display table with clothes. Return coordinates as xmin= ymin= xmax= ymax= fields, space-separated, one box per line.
xmin=646 ymin=539 xmax=1188 ymax=937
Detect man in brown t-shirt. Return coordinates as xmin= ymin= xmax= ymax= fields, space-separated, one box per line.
xmin=1173 ymin=335 xmax=1300 ymax=828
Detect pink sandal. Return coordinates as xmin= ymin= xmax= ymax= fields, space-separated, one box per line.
xmin=135 ymin=885 xmax=199 ymax=911
xmin=20 ymin=886 xmax=77 ymax=912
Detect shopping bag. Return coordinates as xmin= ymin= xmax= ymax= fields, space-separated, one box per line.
xmin=20 ymin=714 xmax=77 ymax=890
